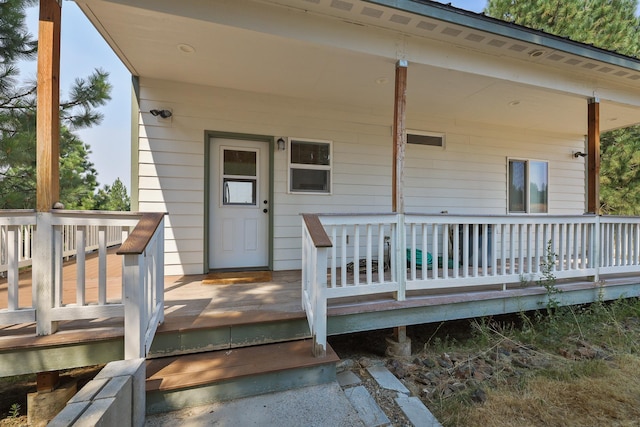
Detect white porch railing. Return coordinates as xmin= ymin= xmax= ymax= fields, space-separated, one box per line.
xmin=1 ymin=217 xmax=123 ymax=275
xmin=0 ymin=210 xmax=165 ymax=360
xmin=302 ymin=213 xmax=640 ymax=356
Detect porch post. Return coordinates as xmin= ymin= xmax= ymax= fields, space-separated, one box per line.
xmin=389 ymin=60 xmax=411 ymax=357
xmin=34 ymin=0 xmax=62 ymax=335
xmin=392 ymin=60 xmax=407 ymax=215
xmin=587 ymin=98 xmax=600 ymax=214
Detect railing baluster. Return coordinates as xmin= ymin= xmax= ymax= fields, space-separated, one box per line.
xmin=354 ymin=225 xmax=360 ymax=287
xmin=377 ymin=224 xmax=384 ymax=284
xmin=76 ymin=226 xmax=86 ymax=306
xmin=453 ymin=224 xmax=460 ymax=278
xmin=432 ymin=223 xmax=439 ymax=279
xmin=99 ymin=226 xmax=107 ymax=305
xmin=341 ymin=225 xmax=347 ymax=286
xmin=331 ymin=226 xmax=337 ymax=288
xmin=443 ymin=224 xmax=449 ymax=280
xmin=7 ymin=227 xmax=18 ymax=310
xmin=366 ymin=224 xmax=372 ymax=284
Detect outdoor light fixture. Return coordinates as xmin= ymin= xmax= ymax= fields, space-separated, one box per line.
xmin=150 ymin=109 xmax=172 ymax=119
xmin=277 ymin=137 xmax=286 ymax=151
xmin=573 ymin=151 xmax=587 ymax=158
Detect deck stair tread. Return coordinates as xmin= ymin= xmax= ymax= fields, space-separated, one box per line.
xmin=146 ymin=340 xmax=338 ymax=392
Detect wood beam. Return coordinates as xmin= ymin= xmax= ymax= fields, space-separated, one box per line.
xmin=587 ymin=98 xmax=600 ymax=214
xmin=36 ymin=0 xmax=61 ymax=212
xmin=392 ymin=60 xmax=408 ymax=214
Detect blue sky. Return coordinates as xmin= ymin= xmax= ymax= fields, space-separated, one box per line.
xmin=23 ymin=1 xmax=488 ymax=191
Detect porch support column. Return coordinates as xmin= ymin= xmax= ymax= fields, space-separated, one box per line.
xmin=36 ymin=0 xmax=61 ymax=211
xmin=587 ymin=98 xmax=600 ymax=214
xmin=389 ymin=60 xmax=411 ymax=357
xmin=392 ymin=60 xmax=407 ymax=214
xmin=34 ymin=0 xmax=62 ymax=335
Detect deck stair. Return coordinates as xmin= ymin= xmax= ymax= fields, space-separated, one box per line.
xmin=145 ymin=340 xmax=339 ymax=414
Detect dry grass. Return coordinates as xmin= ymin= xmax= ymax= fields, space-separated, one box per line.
xmin=463 ymin=355 xmax=640 ymax=426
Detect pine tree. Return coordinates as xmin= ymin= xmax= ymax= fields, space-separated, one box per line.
xmin=93 ymin=178 xmax=130 ymax=211
xmin=486 ymin=0 xmax=640 ymax=57
xmin=486 ymin=0 xmax=640 ymax=214
xmin=0 ymin=0 xmax=112 ymax=209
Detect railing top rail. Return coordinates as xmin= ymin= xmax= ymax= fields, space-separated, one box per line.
xmin=0 ymin=210 xmax=37 ymax=225
xmin=302 ymin=214 xmax=333 ymax=248
xmin=51 ymin=210 xmax=145 ymax=227
xmin=117 ymin=212 xmax=166 ymax=255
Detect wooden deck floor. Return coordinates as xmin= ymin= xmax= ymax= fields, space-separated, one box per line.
xmin=0 ymin=250 xmax=305 ymax=350
xmin=2 ymin=250 xmax=640 ymax=355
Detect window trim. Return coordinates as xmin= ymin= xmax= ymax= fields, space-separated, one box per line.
xmin=406 ymin=129 xmax=446 ymax=149
xmin=507 ymin=157 xmax=549 ymax=215
xmin=287 ymin=137 xmax=333 ymax=195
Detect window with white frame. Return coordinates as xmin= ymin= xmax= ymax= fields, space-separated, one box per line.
xmin=289 ymin=138 xmax=331 ymax=193
xmin=508 ymin=159 xmax=548 ymax=213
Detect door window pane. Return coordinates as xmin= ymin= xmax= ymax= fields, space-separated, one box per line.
xmin=224 ymin=150 xmax=256 ymax=176
xmin=223 ymin=179 xmax=256 ymax=205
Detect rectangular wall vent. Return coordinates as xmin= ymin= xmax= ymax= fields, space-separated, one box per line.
xmin=407 ymin=132 xmax=445 ymax=148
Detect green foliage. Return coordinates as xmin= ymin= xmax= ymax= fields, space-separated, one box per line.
xmin=0 ymin=0 xmax=112 ymax=209
xmin=8 ymin=403 xmax=21 ymax=418
xmin=486 ymin=0 xmax=640 ymax=215
xmin=486 ymin=0 xmax=640 ymax=57
xmin=538 ymin=240 xmax=561 ymax=312
xmin=93 ymin=178 xmax=131 ymax=211
xmin=600 ymin=126 xmax=640 ymax=215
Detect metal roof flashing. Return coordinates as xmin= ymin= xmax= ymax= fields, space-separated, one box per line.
xmin=364 ymin=0 xmax=640 ymax=73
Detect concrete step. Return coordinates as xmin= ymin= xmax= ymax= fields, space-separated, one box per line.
xmin=148 ymin=313 xmax=310 ymax=358
xmin=145 ymin=339 xmax=338 ymax=415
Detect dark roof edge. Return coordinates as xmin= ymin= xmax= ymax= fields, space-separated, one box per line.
xmin=364 ymin=0 xmax=640 ymax=72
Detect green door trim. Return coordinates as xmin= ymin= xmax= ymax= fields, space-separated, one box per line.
xmin=204 ymin=131 xmax=275 ymax=271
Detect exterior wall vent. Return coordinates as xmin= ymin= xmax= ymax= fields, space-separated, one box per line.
xmin=407 ymin=131 xmax=445 ymax=148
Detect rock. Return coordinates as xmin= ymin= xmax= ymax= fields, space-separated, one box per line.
xmin=454 ymin=365 xmax=474 ymax=379
xmin=450 ymin=382 xmax=466 ymax=392
xmin=471 ymin=388 xmax=488 ymax=403
xmin=358 ymin=357 xmax=373 ymax=368
xmin=336 ymin=358 xmax=356 ymax=373
xmin=422 ymin=358 xmax=436 ymax=368
xmin=437 ymin=355 xmax=453 ymax=369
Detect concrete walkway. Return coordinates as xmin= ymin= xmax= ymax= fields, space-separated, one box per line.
xmin=145 ymin=366 xmax=442 ymax=427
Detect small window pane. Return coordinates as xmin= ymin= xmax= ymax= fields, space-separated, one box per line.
xmin=223 ymin=179 xmax=256 ymax=205
xmin=224 ymin=150 xmax=256 ymax=176
xmin=508 ymin=160 xmax=526 ymax=213
xmin=529 ymin=161 xmax=548 ymax=213
xmin=291 ymin=169 xmax=330 ymax=192
xmin=290 ymin=141 xmax=330 ymax=165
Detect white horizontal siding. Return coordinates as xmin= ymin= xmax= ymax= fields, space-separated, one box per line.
xmin=137 ymin=78 xmax=587 ymax=274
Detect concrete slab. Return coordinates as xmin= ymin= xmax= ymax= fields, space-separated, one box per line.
xmin=145 ymin=382 xmax=364 ymax=427
xmin=336 ymin=370 xmax=361 ymax=387
xmin=343 ymin=386 xmax=390 ymax=427
xmin=366 ymin=365 xmax=410 ymax=395
xmin=396 ymin=395 xmax=442 ymax=427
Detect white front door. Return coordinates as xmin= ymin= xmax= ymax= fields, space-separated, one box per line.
xmin=209 ymin=138 xmax=269 ymax=269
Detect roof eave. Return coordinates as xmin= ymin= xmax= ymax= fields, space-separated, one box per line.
xmin=365 ymin=0 xmax=640 ymax=72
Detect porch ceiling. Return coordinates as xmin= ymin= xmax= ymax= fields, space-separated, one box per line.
xmin=76 ymin=0 xmax=640 ymax=135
